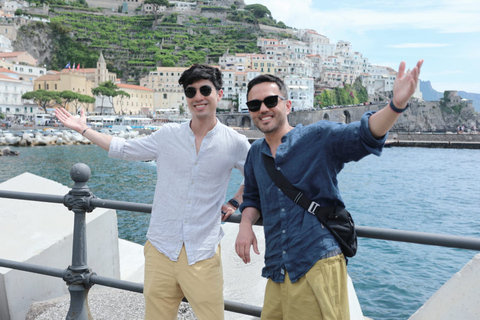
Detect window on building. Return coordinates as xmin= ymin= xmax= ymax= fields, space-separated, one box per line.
xmin=46 ymin=84 xmax=49 ymax=90
xmin=163 ymin=94 xmax=167 ymax=99
xmin=55 ymin=84 xmax=57 ymax=90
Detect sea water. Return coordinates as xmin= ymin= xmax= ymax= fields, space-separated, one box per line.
xmin=1 ymin=144 xmax=479 ymax=320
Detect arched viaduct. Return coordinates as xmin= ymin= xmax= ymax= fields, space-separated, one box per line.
xmin=216 ymin=104 xmax=384 ymax=129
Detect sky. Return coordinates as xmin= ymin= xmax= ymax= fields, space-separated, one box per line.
xmin=244 ymin=0 xmax=480 ymax=94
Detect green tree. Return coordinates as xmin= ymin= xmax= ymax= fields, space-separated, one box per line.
xmin=92 ymin=81 xmax=119 ymax=114
xmin=244 ymin=4 xmax=271 ymax=19
xmin=59 ymin=90 xmax=95 ymax=114
xmin=115 ymin=90 xmax=131 ymax=114
xmin=22 ymin=90 xmax=61 ymax=113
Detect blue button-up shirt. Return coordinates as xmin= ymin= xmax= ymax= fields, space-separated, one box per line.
xmin=240 ymin=112 xmax=386 ymax=282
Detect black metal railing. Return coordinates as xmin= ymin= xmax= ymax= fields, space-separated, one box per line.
xmin=1 ymin=163 xmax=480 ymax=320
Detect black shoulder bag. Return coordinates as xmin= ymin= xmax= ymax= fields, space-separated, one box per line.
xmin=262 ymin=154 xmax=357 ymax=258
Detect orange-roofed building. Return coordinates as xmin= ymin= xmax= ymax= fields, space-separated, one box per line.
xmin=113 ymin=82 xmax=154 ymax=115
xmin=0 ymin=51 xmax=37 ymax=66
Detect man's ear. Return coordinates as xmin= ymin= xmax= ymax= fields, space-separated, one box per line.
xmin=217 ymin=89 xmax=224 ymax=101
xmin=285 ymin=99 xmax=292 ymax=115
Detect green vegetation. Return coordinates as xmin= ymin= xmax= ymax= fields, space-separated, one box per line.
xmin=21 ymin=89 xmax=95 ymax=113
xmin=21 ymin=90 xmax=61 ymax=113
xmin=440 ymin=91 xmax=466 ymax=115
xmin=28 ymin=0 xmax=89 ymax=8
xmin=316 ymin=78 xmax=368 ymax=108
xmin=32 ymin=7 xmax=269 ymax=80
xmin=92 ymin=81 xmax=130 ymax=115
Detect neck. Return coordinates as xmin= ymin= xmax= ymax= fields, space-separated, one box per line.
xmin=265 ymin=123 xmax=293 ymax=157
xmin=190 ymin=116 xmax=217 ymax=137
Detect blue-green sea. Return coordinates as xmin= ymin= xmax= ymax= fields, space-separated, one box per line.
xmin=1 ymin=144 xmax=479 ymax=320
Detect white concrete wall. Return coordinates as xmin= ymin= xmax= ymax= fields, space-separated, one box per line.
xmin=409 ymin=253 xmax=480 ymax=320
xmin=0 ymin=172 xmax=120 ymax=320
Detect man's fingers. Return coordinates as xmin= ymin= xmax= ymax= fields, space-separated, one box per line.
xmin=235 ymin=242 xmax=251 ymax=264
xmin=397 ymin=61 xmax=406 ymax=79
xmin=253 ymin=237 xmax=260 ymax=255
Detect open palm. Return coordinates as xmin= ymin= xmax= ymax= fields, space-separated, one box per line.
xmin=392 ymin=60 xmax=423 ymax=107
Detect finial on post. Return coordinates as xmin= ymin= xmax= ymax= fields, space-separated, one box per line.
xmin=70 ymin=163 xmax=91 ymax=183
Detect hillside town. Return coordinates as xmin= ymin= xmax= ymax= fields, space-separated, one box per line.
xmin=0 ymin=0 xmax=471 ymax=127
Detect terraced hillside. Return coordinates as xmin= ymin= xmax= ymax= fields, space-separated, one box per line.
xmin=14 ymin=6 xmax=292 ymax=82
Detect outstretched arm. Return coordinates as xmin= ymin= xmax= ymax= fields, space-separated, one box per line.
xmin=369 ymin=59 xmax=424 ymax=138
xmin=55 ymin=108 xmax=113 ymax=151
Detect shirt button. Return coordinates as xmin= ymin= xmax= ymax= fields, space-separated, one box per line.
xmin=282 ymin=230 xmax=286 ymax=233
xmin=283 ymin=251 xmax=286 ymax=255
xmin=281 ymin=208 xmax=285 ymax=212
xmin=276 ymin=167 xmax=281 ymax=171
xmin=180 ymin=239 xmax=183 ymax=242
xmin=185 ymin=220 xmax=188 ymax=223
xmin=191 ymin=181 xmax=194 ymax=184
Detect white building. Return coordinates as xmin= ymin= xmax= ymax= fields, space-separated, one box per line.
xmin=280 ymin=39 xmax=311 ymax=60
xmin=237 ymin=69 xmax=261 ymax=113
xmin=221 ymin=69 xmax=235 ymax=100
xmin=0 ymin=35 xmax=12 ymax=52
xmin=298 ymin=29 xmax=335 ymax=57
xmin=284 ymin=75 xmax=314 ymax=111
xmin=11 ymin=63 xmax=46 ymax=83
xmin=361 ymin=65 xmax=396 ymax=95
xmin=0 ymin=67 xmax=36 ymax=118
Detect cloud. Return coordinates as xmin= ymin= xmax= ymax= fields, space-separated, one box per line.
xmin=389 ymin=43 xmax=451 ymax=48
xmin=244 ymin=0 xmax=480 ymax=35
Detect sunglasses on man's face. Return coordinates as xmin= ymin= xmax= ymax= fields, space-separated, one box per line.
xmin=184 ymin=85 xmax=213 ymax=99
xmin=246 ymin=95 xmax=286 ymax=112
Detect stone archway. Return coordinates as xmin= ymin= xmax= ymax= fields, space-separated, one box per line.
xmin=226 ymin=116 xmax=237 ymax=127
xmin=240 ymin=116 xmax=251 ymax=128
xmin=323 ymin=113 xmax=330 ymax=121
xmin=343 ymin=110 xmax=351 ymax=124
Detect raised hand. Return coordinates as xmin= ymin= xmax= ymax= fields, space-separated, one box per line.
xmin=55 ymin=108 xmax=87 ymax=133
xmin=392 ymin=59 xmax=424 ymax=108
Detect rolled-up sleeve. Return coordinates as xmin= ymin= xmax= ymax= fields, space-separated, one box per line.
xmin=239 ymin=144 xmax=262 ymax=214
xmin=359 ymin=111 xmax=387 ymax=156
xmin=108 ymin=134 xmax=159 ymax=162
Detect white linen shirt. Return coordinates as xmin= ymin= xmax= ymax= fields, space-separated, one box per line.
xmin=108 ymin=120 xmax=250 ymax=265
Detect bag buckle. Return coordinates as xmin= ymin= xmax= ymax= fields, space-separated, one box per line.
xmin=307 ymin=201 xmax=320 ymax=215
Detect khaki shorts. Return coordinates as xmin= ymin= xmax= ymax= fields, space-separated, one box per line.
xmin=261 ymin=253 xmax=349 ymax=320
xmin=143 ymin=240 xmax=224 ymax=320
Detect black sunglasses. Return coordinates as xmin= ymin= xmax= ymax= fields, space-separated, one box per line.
xmin=184 ymin=85 xmax=213 ymax=99
xmin=246 ymin=95 xmax=286 ymax=112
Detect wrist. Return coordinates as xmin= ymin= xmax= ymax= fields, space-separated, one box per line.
xmin=389 ymin=99 xmax=409 ymax=113
xmin=81 ymin=127 xmax=91 ymax=136
xmin=228 ymin=198 xmax=240 ymax=210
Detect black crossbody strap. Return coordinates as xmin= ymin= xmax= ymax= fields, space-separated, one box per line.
xmin=262 ymin=153 xmax=333 ymax=221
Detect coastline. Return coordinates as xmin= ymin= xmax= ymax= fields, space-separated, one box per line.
xmin=3 ymin=126 xmax=480 ymax=149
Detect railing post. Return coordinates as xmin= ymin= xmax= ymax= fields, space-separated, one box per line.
xmin=62 ymin=163 xmax=97 ymax=320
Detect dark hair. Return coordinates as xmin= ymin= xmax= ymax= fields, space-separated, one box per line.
xmin=247 ymin=74 xmax=288 ymax=99
xmin=178 ymin=64 xmax=223 ymax=91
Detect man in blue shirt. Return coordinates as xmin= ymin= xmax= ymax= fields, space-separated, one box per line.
xmin=236 ymin=60 xmax=423 ymax=319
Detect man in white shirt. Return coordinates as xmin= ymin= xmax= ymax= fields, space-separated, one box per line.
xmin=55 ymin=64 xmax=251 ymax=320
